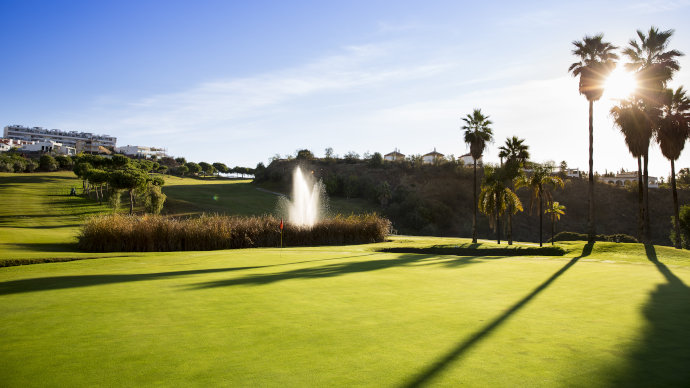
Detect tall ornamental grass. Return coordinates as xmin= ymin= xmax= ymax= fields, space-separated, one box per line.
xmin=78 ymin=214 xmax=391 ymax=252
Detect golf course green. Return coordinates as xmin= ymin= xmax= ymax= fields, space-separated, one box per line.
xmin=1 ymin=172 xmax=689 ymax=387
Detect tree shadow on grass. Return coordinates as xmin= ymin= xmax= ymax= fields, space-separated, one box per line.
xmin=401 ymin=242 xmax=593 ymax=387
xmin=4 ymin=242 xmax=80 ymax=252
xmin=606 ymin=245 xmax=690 ymax=387
xmin=0 ymin=253 xmax=378 ymax=295
xmin=188 ymin=254 xmax=440 ymax=289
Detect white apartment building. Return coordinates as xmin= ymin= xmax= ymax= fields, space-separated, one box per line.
xmin=116 ymin=145 xmax=167 ymax=158
xmin=4 ymin=125 xmax=117 ymax=149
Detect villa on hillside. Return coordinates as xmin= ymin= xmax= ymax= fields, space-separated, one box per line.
xmin=116 ymin=145 xmax=168 ymax=159
xmin=20 ymin=140 xmax=76 ymax=156
xmin=384 ymin=149 xmax=405 ymax=162
xmin=599 ymin=171 xmax=659 ymax=188
xmin=422 ymin=148 xmax=444 ymax=164
xmin=459 ymin=153 xmax=481 ymax=166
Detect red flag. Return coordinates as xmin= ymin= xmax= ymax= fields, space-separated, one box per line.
xmin=280 ymin=219 xmax=283 ymax=230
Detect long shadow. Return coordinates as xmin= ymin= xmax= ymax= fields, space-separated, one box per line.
xmin=0 ymin=253 xmax=377 ymax=295
xmin=4 ymin=242 xmax=80 ymax=252
xmin=402 ymin=242 xmax=593 ymax=387
xmin=606 ymin=245 xmax=690 ymax=387
xmin=189 ymin=253 xmax=440 ymax=289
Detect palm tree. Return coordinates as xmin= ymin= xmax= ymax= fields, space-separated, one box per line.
xmin=498 ymin=136 xmax=530 ymax=245
xmin=623 ymin=26 xmax=684 ymax=242
xmin=516 ymin=165 xmax=564 ymax=247
xmin=545 ymin=201 xmax=566 ymax=246
xmin=610 ymin=98 xmax=652 ymax=240
xmin=569 ymin=34 xmax=618 ymax=243
xmin=478 ymin=166 xmax=523 ymax=244
xmin=657 ymin=86 xmax=690 ymax=248
xmin=462 ymin=109 xmax=494 ymax=243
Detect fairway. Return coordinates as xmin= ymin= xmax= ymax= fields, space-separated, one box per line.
xmin=1 ymin=173 xmax=690 ymax=386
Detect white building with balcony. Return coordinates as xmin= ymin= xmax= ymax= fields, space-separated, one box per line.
xmin=116 ymin=145 xmax=167 ymax=158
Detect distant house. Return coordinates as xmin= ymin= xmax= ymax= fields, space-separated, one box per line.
xmin=599 ymin=171 xmax=658 ymax=188
xmin=384 ymin=149 xmax=405 ymax=162
xmin=115 ymin=145 xmax=167 ymax=159
xmin=459 ymin=152 xmax=481 ymax=167
xmin=565 ymin=168 xmax=581 ymax=178
xmin=21 ymin=140 xmax=76 ymax=156
xmin=422 ymin=148 xmax=444 ymax=164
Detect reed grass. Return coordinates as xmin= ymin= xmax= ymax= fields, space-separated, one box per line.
xmin=77 ymin=213 xmax=391 ymax=252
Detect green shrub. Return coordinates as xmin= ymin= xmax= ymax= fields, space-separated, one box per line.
xmin=144 ymin=185 xmax=166 ymax=215
xmin=550 ymin=231 xmax=638 ymax=243
xmin=671 ymin=204 xmax=690 ymax=249
xmin=78 ymin=214 xmax=391 ymax=252
xmin=39 ymin=155 xmax=58 ymax=172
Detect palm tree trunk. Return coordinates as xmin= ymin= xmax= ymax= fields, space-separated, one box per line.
xmin=508 ymin=204 xmax=513 ymax=245
xmin=643 ymin=152 xmax=650 ymax=243
xmin=637 ymin=156 xmax=644 ymax=241
xmin=539 ymin=191 xmax=543 ymax=247
xmin=671 ymin=159 xmax=681 ymax=249
xmin=129 ymin=189 xmax=134 ymax=215
xmin=472 ymin=160 xmax=477 ymax=243
xmin=496 ymin=203 xmax=501 ymax=244
xmin=587 ymin=99 xmax=595 ymax=243
xmin=551 ymin=213 xmax=555 ymax=246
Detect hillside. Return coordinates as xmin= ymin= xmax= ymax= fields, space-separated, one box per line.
xmin=256 ymin=159 xmax=690 ymax=246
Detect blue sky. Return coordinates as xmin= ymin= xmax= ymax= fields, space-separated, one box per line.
xmin=2 ymin=0 xmax=689 ymax=178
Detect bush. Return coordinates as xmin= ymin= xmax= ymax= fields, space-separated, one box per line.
xmin=671 ymin=204 xmax=690 ymax=249
xmin=144 ymin=185 xmax=166 ymax=215
xmin=550 ymin=231 xmax=638 ymax=243
xmin=78 ymin=214 xmax=391 ymax=252
xmin=39 ymin=155 xmax=58 ymax=171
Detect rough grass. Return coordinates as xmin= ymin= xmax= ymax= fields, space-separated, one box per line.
xmin=78 ymin=213 xmax=391 ymax=252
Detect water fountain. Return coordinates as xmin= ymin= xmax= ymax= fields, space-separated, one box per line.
xmin=280 ymin=166 xmax=326 ymax=227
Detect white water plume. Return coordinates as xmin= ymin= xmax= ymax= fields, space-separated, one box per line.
xmin=278 ymin=166 xmax=327 ymax=227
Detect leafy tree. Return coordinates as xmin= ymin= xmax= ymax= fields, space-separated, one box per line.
xmin=198 ymin=162 xmax=212 ymax=176
xmin=324 ymin=147 xmax=335 ymax=160
xmin=144 ymin=184 xmax=166 ymax=214
xmin=344 ymin=151 xmax=360 ymax=163
xmin=623 ymin=26 xmax=683 ymax=242
xmin=671 ymin=204 xmax=690 ymax=249
xmin=545 ymin=201 xmax=566 ymax=246
xmin=657 ymin=86 xmax=690 ymax=248
xmin=296 ymin=149 xmax=315 ymax=160
xmin=462 ymin=108 xmax=494 ymax=243
xmin=85 ymin=168 xmax=109 ymax=203
xmin=111 ymin=154 xmax=130 ymax=169
xmin=478 ymin=166 xmax=523 ymax=244
xmin=185 ymin=162 xmax=201 ymax=176
xmin=24 ymin=159 xmax=38 ymax=172
xmin=55 ymin=155 xmax=73 ymax=170
xmin=678 ymin=168 xmax=690 ymax=189
xmin=368 ymin=152 xmax=384 ymax=167
xmin=497 ymin=136 xmax=530 ymax=245
xmin=176 ymin=165 xmax=189 ymax=176
xmin=39 ymin=154 xmax=58 ymax=172
xmin=213 ymin=162 xmax=229 ymax=175
xmin=175 ymin=157 xmax=187 ymax=165
xmin=517 ymin=165 xmax=564 ymax=247
xmin=109 ymin=167 xmax=150 ymax=214
xmin=569 ymin=33 xmax=618 ymax=242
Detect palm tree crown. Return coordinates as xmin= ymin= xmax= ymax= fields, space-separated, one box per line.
xmin=623 ymin=27 xmax=683 ymax=101
xmin=569 ymin=34 xmax=619 ymax=102
xmin=657 ymin=86 xmax=690 ymax=161
xmin=498 ymin=136 xmax=530 ymax=165
xmin=462 ymin=109 xmax=494 ymax=160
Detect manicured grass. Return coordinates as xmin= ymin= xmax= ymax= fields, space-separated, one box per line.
xmin=2 ymin=172 xmax=690 ymax=386
xmin=1 ymin=241 xmax=690 ymax=386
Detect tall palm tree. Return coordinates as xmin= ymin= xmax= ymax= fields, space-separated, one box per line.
xmin=569 ymin=34 xmax=618 ymax=243
xmin=516 ymin=165 xmax=564 ymax=247
xmin=623 ymin=26 xmax=684 ymax=242
xmin=610 ymin=98 xmax=652 ymax=240
xmin=545 ymin=201 xmax=566 ymax=246
xmin=657 ymin=86 xmax=690 ymax=249
xmin=478 ymin=165 xmax=523 ymax=244
xmin=462 ymin=109 xmax=494 ymax=243
xmin=498 ymin=136 xmax=530 ymax=245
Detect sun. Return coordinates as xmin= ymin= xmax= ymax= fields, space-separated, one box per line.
xmin=603 ymin=65 xmax=638 ymax=100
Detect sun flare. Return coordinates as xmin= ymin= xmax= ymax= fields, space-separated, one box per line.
xmin=603 ymin=66 xmax=637 ymax=100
